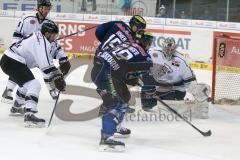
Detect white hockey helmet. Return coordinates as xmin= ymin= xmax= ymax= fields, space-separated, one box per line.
xmin=162 ymin=37 xmax=176 ymax=60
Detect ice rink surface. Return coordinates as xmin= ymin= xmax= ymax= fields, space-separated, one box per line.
xmin=0 ymin=59 xmax=240 ymax=160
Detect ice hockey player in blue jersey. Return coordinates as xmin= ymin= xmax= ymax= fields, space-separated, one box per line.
xmin=91 ymin=32 xmax=153 ymax=152
xmin=95 ymin=15 xmax=147 ymax=51
xmin=94 ymin=15 xmax=147 ymax=137
xmin=95 ymin=15 xmax=146 ymax=112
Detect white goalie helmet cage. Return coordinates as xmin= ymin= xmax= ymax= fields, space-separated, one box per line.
xmin=162 ymin=37 xmax=177 ymax=60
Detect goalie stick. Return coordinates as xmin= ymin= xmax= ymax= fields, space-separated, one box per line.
xmin=155 ymin=96 xmax=212 ymax=137
xmin=138 ymin=83 xmax=212 ymax=137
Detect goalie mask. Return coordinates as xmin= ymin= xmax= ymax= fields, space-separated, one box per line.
xmin=162 ymin=37 xmax=177 ymax=60
xmin=129 ymin=15 xmax=146 ymax=33
xmin=136 ymin=31 xmax=154 ymax=51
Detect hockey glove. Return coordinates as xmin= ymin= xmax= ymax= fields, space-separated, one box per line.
xmin=187 ymin=81 xmax=211 ymax=102
xmin=52 ymin=74 xmax=66 ymax=91
xmin=184 ymin=92 xmax=196 ymax=104
xmin=59 ymin=60 xmax=71 ymax=76
xmin=125 ymin=78 xmax=139 ymax=86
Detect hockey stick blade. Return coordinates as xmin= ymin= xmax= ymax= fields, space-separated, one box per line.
xmin=156 ymin=97 xmax=212 ymax=137
xmin=201 ymin=130 xmax=212 ymax=137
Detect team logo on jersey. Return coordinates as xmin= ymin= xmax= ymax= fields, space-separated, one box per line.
xmin=30 ymin=20 xmax=36 ymax=24
xmin=218 ymin=42 xmax=226 ymax=58
xmin=151 ymin=63 xmax=173 ymax=82
xmin=172 ymin=60 xmax=180 ymax=67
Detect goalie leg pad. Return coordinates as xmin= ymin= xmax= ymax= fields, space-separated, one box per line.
xmin=141 ymin=85 xmax=157 ymax=110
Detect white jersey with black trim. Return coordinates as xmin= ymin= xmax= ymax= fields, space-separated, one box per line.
xmin=5 ymin=31 xmax=56 ymax=75
xmin=149 ymin=49 xmax=196 ymax=92
xmin=12 ymin=13 xmax=50 ymax=43
xmin=50 ymin=41 xmax=68 ymax=62
xmin=12 ymin=13 xmax=67 ymax=61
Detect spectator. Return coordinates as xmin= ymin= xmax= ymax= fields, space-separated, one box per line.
xmin=179 ymin=11 xmax=188 ymax=19
xmin=199 ymin=9 xmax=214 ymax=21
xmin=81 ymin=0 xmax=87 ymax=12
xmin=122 ymin=0 xmax=132 ymax=10
xmin=156 ymin=5 xmax=167 ymax=18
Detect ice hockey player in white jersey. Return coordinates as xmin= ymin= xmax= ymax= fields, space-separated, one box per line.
xmin=0 ymin=21 xmax=66 ymax=127
xmin=12 ymin=0 xmax=51 ymax=43
xmin=1 ymin=0 xmax=70 ymax=102
xmin=141 ymin=37 xmax=210 ymax=116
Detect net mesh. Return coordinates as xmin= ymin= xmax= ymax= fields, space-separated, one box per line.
xmin=214 ymin=37 xmax=240 ymax=104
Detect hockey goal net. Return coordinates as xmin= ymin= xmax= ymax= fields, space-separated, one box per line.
xmin=212 ymin=33 xmax=240 ymax=104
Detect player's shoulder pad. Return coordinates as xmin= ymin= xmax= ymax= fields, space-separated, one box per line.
xmin=34 ymin=30 xmax=44 ymax=40
xmin=114 ymin=21 xmax=130 ymax=29
xmin=172 ymin=52 xmax=189 ymax=67
xmin=21 ymin=13 xmax=38 ymax=22
xmin=173 ymin=52 xmax=186 ymax=61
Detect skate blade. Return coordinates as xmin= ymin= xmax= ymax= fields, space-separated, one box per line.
xmin=114 ymin=133 xmax=130 ymax=138
xmin=99 ymin=144 xmax=125 ymax=152
xmin=9 ymin=113 xmax=24 ymax=117
xmin=24 ymin=121 xmax=46 ymax=128
xmin=142 ymin=108 xmax=158 ymax=113
xmin=1 ymin=98 xmax=13 ymax=104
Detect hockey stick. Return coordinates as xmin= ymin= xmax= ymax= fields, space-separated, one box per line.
xmin=48 ymin=91 xmax=60 ymax=128
xmin=138 ymin=83 xmax=212 ymax=137
xmin=56 ymin=25 xmax=98 ymax=40
xmin=155 ymin=96 xmax=212 ymax=137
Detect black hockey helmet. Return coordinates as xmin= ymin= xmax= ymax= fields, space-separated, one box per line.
xmin=136 ymin=31 xmax=154 ymax=50
xmin=129 ymin=15 xmax=146 ymax=33
xmin=41 ymin=20 xmax=59 ymax=35
xmin=37 ymin=0 xmax=52 ymax=9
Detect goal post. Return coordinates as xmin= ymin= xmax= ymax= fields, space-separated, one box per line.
xmin=212 ymin=32 xmax=240 ymax=104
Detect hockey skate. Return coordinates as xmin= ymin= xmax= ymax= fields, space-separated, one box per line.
xmin=49 ymin=89 xmax=58 ymax=100
xmin=126 ymin=106 xmax=135 ymax=113
xmin=1 ymin=88 xmax=13 ymax=104
xmin=9 ymin=101 xmax=26 ymax=116
xmin=99 ymin=133 xmax=125 ymax=152
xmin=114 ymin=125 xmax=131 ymax=138
xmin=24 ymin=112 xmax=45 ymax=128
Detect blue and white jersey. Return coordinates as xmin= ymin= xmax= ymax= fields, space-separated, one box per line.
xmin=97 ymin=42 xmax=152 ymax=79
xmin=95 ymin=21 xmax=135 ymax=52
xmin=149 ymin=49 xmax=196 ymax=92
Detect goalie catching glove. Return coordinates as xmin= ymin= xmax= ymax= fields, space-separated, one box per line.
xmin=50 ymin=70 xmax=66 ymax=91
xmin=184 ymin=81 xmax=211 ymax=103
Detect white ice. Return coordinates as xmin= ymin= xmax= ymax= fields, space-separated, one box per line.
xmin=0 ymin=59 xmax=240 ymax=160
